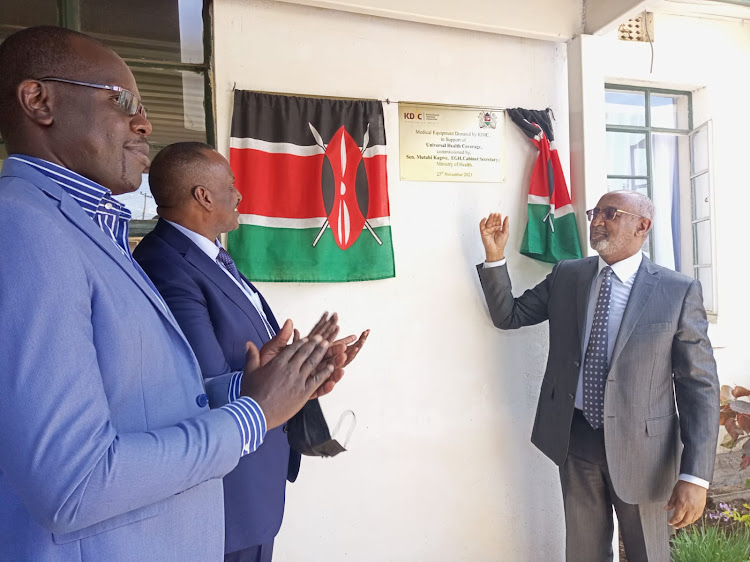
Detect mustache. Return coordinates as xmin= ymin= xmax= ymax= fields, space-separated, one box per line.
xmin=124 ymin=138 xmax=151 ymax=151
xmin=591 ymin=227 xmax=608 ymax=236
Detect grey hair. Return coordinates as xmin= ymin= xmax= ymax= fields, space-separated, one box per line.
xmin=607 ymin=189 xmax=654 ymax=221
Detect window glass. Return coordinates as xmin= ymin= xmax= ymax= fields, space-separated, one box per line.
xmin=651 ymin=93 xmax=689 ymax=129
xmin=696 ymin=267 xmax=714 ymax=312
xmin=693 ymin=220 xmax=712 ymax=266
xmin=605 ymin=90 xmax=646 ymax=127
xmin=0 ymin=1 xmax=58 ymax=40
xmin=691 ymin=173 xmax=710 ymax=220
xmin=80 ymin=0 xmax=204 ymax=64
xmin=131 ymin=67 xmax=207 ymax=150
xmin=606 ymin=132 xmax=647 ymax=176
xmin=691 ymin=126 xmax=709 ymax=174
xmin=607 ymin=177 xmax=648 ymax=195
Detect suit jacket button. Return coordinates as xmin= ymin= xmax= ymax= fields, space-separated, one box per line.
xmin=568 ymin=393 xmax=575 ymax=400
xmin=573 ymin=360 xmax=580 ymax=367
xmin=196 ymin=393 xmax=209 ymax=408
xmin=283 ymin=423 xmax=289 ymax=433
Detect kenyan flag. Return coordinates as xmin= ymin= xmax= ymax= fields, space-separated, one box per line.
xmin=228 ymin=92 xmax=395 ymax=282
xmin=508 ymin=108 xmax=582 ymax=264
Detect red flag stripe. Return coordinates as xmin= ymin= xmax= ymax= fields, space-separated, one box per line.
xmin=230 ymin=148 xmax=389 ymax=219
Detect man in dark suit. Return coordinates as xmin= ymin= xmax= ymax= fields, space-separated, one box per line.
xmin=477 ymin=190 xmax=719 ymax=562
xmin=134 ymin=142 xmax=367 ymax=562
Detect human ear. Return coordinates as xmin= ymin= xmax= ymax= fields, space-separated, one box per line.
xmin=636 ymin=218 xmax=652 ymax=238
xmin=193 ymin=185 xmax=213 ymax=211
xmin=17 ymin=80 xmax=54 ymax=126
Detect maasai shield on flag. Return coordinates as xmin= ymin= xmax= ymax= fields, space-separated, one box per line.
xmin=228 ymin=92 xmax=395 ymax=282
xmin=507 ymin=108 xmax=582 ymax=264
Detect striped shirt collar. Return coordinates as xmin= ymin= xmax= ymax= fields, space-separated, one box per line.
xmin=8 ymin=154 xmax=132 ymax=222
xmin=9 ymin=154 xmax=133 ymax=257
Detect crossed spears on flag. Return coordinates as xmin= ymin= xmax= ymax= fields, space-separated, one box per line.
xmin=308 ymin=122 xmax=383 ymax=249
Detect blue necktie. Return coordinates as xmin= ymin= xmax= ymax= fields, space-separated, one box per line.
xmin=583 ymin=266 xmax=613 ymax=429
xmin=217 ymin=247 xmax=242 ymax=283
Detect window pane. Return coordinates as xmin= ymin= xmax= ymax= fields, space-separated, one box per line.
xmin=115 ymin=175 xmax=158 ymax=221
xmin=607 ymin=132 xmax=647 ymax=176
xmin=131 ymin=67 xmax=206 ymax=149
xmin=651 ymin=94 xmax=689 ymax=129
xmin=651 ymin=133 xmax=681 ymax=271
xmin=692 ymin=172 xmax=710 ymax=220
xmin=0 ymin=1 xmax=58 ymax=40
xmin=693 ymin=220 xmax=712 ymax=266
xmin=607 ymin=177 xmax=648 ymax=195
xmin=691 ymin=126 xmax=709 ymax=174
xmin=696 ymin=267 xmax=714 ymax=312
xmin=605 ymin=90 xmax=646 ymax=126
xmin=80 ymin=0 xmax=204 ymax=64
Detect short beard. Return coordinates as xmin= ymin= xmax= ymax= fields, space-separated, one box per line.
xmin=591 ymin=236 xmax=628 ymax=257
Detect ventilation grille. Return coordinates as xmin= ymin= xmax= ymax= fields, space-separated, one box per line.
xmin=618 ymin=12 xmax=654 ymax=42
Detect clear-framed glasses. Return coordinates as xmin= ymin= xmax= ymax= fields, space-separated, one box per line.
xmin=38 ymin=77 xmax=148 ymax=119
xmin=586 ymin=206 xmax=644 ymax=221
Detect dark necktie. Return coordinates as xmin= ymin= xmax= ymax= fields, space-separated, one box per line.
xmin=217 ymin=247 xmax=242 ymax=283
xmin=583 ymin=266 xmax=613 ymax=430
xmin=216 ymin=247 xmax=276 ymax=339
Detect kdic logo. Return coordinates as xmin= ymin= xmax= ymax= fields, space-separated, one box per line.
xmin=403 ymin=112 xmax=423 ymax=120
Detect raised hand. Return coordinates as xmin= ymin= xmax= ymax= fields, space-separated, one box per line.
xmin=479 ymin=213 xmax=510 ymax=262
xmin=309 ymin=329 xmax=370 ymax=399
xmin=240 ymin=336 xmax=332 ymax=429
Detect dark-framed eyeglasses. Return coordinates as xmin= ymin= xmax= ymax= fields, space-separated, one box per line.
xmin=38 ymin=77 xmax=148 ymax=119
xmin=586 ymin=206 xmax=644 ymax=222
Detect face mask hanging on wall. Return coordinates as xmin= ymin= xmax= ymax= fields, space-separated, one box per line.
xmin=287 ymin=398 xmax=356 ymax=457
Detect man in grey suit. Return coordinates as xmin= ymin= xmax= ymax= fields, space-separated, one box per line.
xmin=477 ymin=190 xmax=719 ymax=561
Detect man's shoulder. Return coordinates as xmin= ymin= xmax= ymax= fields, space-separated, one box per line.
xmin=642 ymin=258 xmax=696 ymax=288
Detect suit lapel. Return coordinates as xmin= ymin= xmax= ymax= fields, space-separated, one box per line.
xmin=576 ymin=257 xmax=599 ymax=346
xmin=609 ymin=257 xmax=660 ymax=368
xmin=54 ymin=185 xmax=179 ymax=329
xmin=243 ymin=275 xmax=281 ymax=333
xmin=155 ymin=221 xmax=273 ymax=342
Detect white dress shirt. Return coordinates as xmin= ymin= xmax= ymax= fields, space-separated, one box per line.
xmin=484 ymin=254 xmax=708 ymax=488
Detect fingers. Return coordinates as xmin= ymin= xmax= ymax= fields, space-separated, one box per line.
xmin=343 ymin=329 xmax=369 ymax=367
xmin=665 ymin=482 xmax=706 ymax=529
xmin=306 ymin=313 xmax=329 ymax=338
xmin=293 ymin=329 xmax=300 ymax=342
xmin=276 ymin=319 xmax=293 ymax=344
xmin=244 ymin=341 xmax=260 ymax=372
xmin=286 ymin=335 xmax=329 ymax=374
xmin=332 ymin=334 xmax=357 ymax=347
xmin=503 ymin=215 xmax=510 ymax=233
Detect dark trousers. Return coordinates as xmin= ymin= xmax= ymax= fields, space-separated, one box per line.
xmin=224 ymin=541 xmax=274 ymax=562
xmin=559 ymin=409 xmax=669 ymax=562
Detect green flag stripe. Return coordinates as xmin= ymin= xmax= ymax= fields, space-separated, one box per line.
xmin=521 ymin=203 xmax=582 ymax=264
xmin=228 ymin=224 xmax=395 ymax=282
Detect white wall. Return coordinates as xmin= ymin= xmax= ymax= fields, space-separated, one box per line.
xmin=214 ymin=1 xmax=571 ymax=559
xmin=568 ymin=14 xmax=750 ymax=388
xmin=275 ymin=0 xmax=583 ymax=41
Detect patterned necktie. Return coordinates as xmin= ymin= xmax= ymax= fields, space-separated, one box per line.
xmin=217 ymin=247 xmax=242 ymax=283
xmin=583 ymin=266 xmax=613 ymax=430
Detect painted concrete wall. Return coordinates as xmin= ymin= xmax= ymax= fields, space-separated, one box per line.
xmin=274 ymin=0 xmax=583 ymax=41
xmin=213 ymin=0 xmax=572 ymax=559
xmin=567 ymin=14 xmax=750 ymax=389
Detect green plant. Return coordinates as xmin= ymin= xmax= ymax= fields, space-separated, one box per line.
xmin=720 ymin=385 xmax=750 ymax=470
xmin=670 ymin=524 xmax=750 ymax=562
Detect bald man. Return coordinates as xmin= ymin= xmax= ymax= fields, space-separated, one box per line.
xmin=477 ymin=191 xmax=719 ymax=562
xmin=133 ymin=142 xmax=367 ymax=562
xmin=0 ymin=27 xmax=337 ymax=561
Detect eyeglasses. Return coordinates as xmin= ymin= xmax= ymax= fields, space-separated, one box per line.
xmin=586 ymin=207 xmax=644 ymax=221
xmin=38 ymin=77 xmax=148 ymax=119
